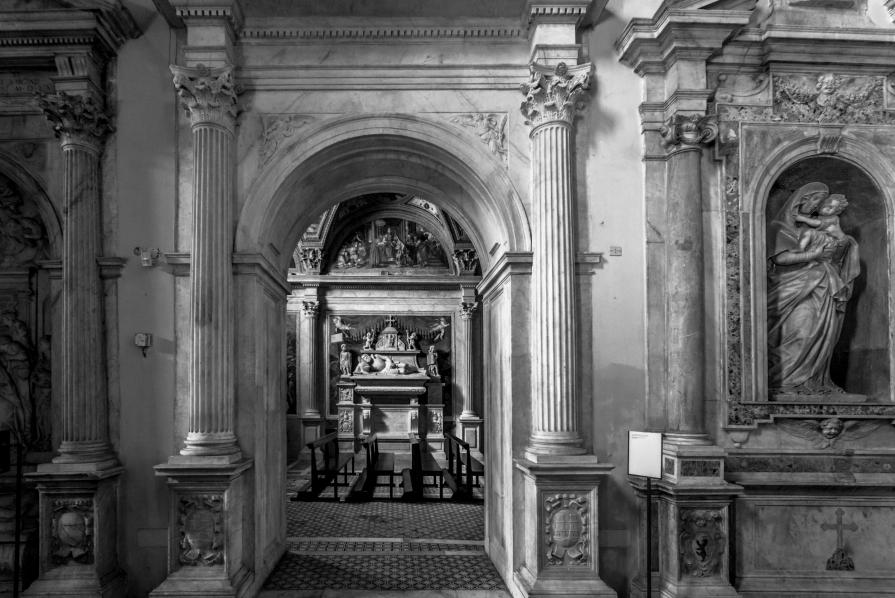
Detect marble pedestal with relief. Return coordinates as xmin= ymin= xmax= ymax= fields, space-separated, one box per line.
xmin=24 ymin=467 xmax=125 ymax=598
xmin=150 ymin=460 xmax=253 ymax=598
xmin=513 ymin=456 xmax=617 ymax=597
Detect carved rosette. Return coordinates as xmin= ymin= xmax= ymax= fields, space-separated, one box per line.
xmin=660 ymin=114 xmax=718 ymax=149
xmin=459 ymin=301 xmax=479 ymax=321
xmin=338 ymin=408 xmax=354 ymax=433
xmin=51 ymin=498 xmax=93 ymax=566
xmin=679 ymin=509 xmax=725 ymax=577
xmin=170 ymin=64 xmax=239 ymax=129
xmin=520 ymin=62 xmax=592 ymax=128
xmin=452 ymin=249 xmax=480 ymax=275
xmin=299 ymin=246 xmax=323 ymax=274
xmin=301 ymin=300 xmax=320 ymax=320
xmin=178 ymin=494 xmax=224 ymax=567
xmin=36 ymin=92 xmax=113 ymax=152
xmin=544 ymin=493 xmax=589 ymax=567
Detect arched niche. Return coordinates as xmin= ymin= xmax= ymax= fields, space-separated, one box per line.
xmin=764 ymin=156 xmax=889 ymax=400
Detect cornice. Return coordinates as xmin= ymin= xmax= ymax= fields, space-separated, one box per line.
xmin=242 ymin=18 xmax=523 ymax=42
xmin=169 ymin=0 xmax=243 ymax=32
xmin=616 ymin=7 xmax=754 ymax=75
xmin=525 ymin=0 xmax=593 ymax=26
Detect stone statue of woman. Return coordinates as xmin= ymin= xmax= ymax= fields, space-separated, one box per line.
xmin=766 ymin=182 xmax=861 ymax=399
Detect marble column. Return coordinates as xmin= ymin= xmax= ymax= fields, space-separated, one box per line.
xmin=300 ymin=299 xmax=322 ymax=419
xmin=659 ymin=113 xmax=716 ymax=445
xmin=37 ymin=92 xmax=116 ymax=466
xmin=457 ymin=301 xmax=478 ymax=419
xmin=170 ymin=64 xmax=241 ymax=460
xmin=521 ymin=62 xmax=591 ymax=457
xmin=27 ymin=92 xmax=126 ymax=598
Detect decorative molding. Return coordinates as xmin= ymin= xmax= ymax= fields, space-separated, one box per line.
xmin=680 ymin=460 xmax=721 ymax=477
xmin=51 ymin=498 xmax=93 ymax=566
xmin=544 ymin=493 xmax=589 ymax=567
xmin=526 ymin=2 xmax=590 ymax=25
xmin=170 ymin=64 xmax=239 ymax=128
xmin=660 ymin=113 xmax=718 ymax=148
xmin=177 ymin=494 xmax=224 ymax=567
xmin=259 ymin=114 xmax=312 ymax=164
xmin=452 ymin=249 xmax=480 ymax=275
xmin=36 ymin=92 xmax=113 ymax=150
xmin=449 ymin=113 xmax=507 ymax=162
xmin=242 ymin=23 xmax=523 ymax=41
xmin=727 ymin=454 xmax=895 ymax=474
xmin=679 ymin=509 xmax=725 ymax=578
xmin=520 ymin=62 xmax=592 ymax=127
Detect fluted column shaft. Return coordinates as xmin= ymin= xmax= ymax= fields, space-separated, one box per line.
xmin=520 ymin=62 xmax=591 ymax=456
xmin=300 ymin=301 xmax=321 ymax=418
xmin=660 ymin=114 xmax=716 ymax=441
xmin=37 ymin=92 xmax=115 ymax=464
xmin=171 ymin=64 xmax=240 ymax=458
xmin=457 ymin=302 xmax=479 ymax=419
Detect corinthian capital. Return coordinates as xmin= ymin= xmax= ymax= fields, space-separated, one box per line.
xmin=170 ymin=64 xmax=239 ymax=128
xmin=36 ymin=92 xmax=113 ymax=151
xmin=520 ymin=62 xmax=592 ymax=128
xmin=660 ymin=113 xmax=718 ymax=149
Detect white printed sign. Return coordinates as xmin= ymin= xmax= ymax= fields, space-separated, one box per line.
xmin=627 ymin=431 xmax=663 ymax=479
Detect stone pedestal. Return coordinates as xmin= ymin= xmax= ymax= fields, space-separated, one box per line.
xmin=629 ymin=445 xmax=742 ymax=598
xmin=514 ymin=458 xmax=617 ymax=597
xmin=25 ymin=469 xmax=125 ymax=598
xmin=150 ymin=461 xmax=253 ymax=598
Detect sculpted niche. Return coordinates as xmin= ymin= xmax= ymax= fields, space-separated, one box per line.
xmin=765 ymin=158 xmax=888 ymax=402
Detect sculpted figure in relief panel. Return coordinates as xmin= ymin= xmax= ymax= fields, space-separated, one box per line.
xmin=766 ymin=182 xmax=861 ymax=400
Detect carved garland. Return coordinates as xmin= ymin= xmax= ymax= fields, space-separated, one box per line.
xmin=720 ymin=71 xmax=895 ymax=429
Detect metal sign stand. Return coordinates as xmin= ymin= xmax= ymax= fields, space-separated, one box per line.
xmin=627 ymin=430 xmax=663 ymax=598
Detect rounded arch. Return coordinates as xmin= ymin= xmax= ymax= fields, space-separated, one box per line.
xmin=743 ymin=132 xmax=895 ymax=401
xmin=237 ymin=114 xmax=531 ymax=273
xmin=0 ymin=149 xmax=63 ymax=259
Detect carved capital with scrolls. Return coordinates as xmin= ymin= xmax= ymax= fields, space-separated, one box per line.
xmin=452 ymin=249 xmax=479 ymax=275
xmin=170 ymin=64 xmax=239 ymax=129
xmin=520 ymin=62 xmax=592 ymax=129
xmin=459 ymin=301 xmax=479 ymax=321
xmin=299 ymin=246 xmax=323 ymax=274
xmin=301 ymin=300 xmax=320 ymax=320
xmin=36 ymin=92 xmax=113 ymax=153
xmin=660 ymin=114 xmax=718 ymax=149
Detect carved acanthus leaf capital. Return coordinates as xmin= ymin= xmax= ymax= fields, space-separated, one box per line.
xmin=459 ymin=301 xmax=479 ymax=321
xmin=170 ymin=64 xmax=239 ymax=129
xmin=660 ymin=113 xmax=718 ymax=149
xmin=36 ymin=92 xmax=113 ymax=151
xmin=301 ymin=300 xmax=320 ymax=320
xmin=520 ymin=62 xmax=592 ymax=128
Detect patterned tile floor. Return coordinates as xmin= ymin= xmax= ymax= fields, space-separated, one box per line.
xmin=261 ymin=462 xmax=508 ymax=597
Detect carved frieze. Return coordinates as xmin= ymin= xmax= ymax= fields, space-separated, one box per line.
xmin=51 ymin=498 xmax=93 ymax=566
xmin=259 ymin=115 xmax=311 ymax=165
xmin=773 ymin=74 xmax=887 ymax=124
xmin=36 ymin=92 xmax=113 ymax=149
xmin=776 ymin=418 xmax=882 ymax=449
xmin=170 ymin=64 xmax=239 ymax=128
xmin=680 ymin=460 xmax=721 ymax=477
xmin=449 ymin=113 xmax=507 ymax=162
xmin=544 ymin=493 xmax=589 ymax=567
xmin=679 ymin=509 xmax=725 ymax=578
xmin=727 ymin=454 xmax=895 ymax=474
xmin=178 ymin=494 xmax=224 ymax=567
xmin=452 ymin=249 xmax=479 ymax=275
xmin=520 ymin=62 xmax=591 ymax=127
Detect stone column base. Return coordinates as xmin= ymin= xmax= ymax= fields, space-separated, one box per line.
xmin=458 ymin=415 xmax=483 ymax=458
xmin=150 ymin=459 xmax=254 ymax=598
xmin=513 ymin=455 xmax=617 ymax=598
xmin=24 ymin=466 xmax=125 ymax=598
xmin=630 ymin=442 xmax=743 ymax=598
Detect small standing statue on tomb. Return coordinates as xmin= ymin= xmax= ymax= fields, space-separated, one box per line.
xmin=339 ymin=344 xmax=352 ymax=376
xmin=363 ymin=330 xmax=375 ymax=350
xmin=426 ymin=345 xmax=439 ymax=377
xmin=406 ymin=330 xmax=418 ymax=351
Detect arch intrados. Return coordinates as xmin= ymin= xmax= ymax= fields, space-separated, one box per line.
xmin=0 ymin=150 xmax=62 ymax=259
xmin=238 ymin=114 xmax=530 ymax=272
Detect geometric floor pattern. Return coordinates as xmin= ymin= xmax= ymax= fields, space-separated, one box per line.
xmin=261 ymin=495 xmax=510 ymax=596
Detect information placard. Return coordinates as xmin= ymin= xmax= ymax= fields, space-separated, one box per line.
xmin=627 ymin=430 xmax=662 ymax=479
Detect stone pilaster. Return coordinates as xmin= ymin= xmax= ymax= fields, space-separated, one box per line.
xmin=456 ymin=300 xmax=482 ymax=453
xmin=171 ymin=64 xmax=241 ymax=461
xmin=27 ymin=89 xmax=126 ymax=597
xmin=521 ymin=61 xmax=591 ymax=458
xmin=659 ymin=113 xmax=717 ymax=446
xmin=299 ymin=298 xmax=321 ymax=418
xmin=513 ymin=44 xmax=616 ymax=597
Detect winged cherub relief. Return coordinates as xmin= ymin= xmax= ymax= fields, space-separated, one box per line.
xmin=776 ymin=417 xmax=882 ymax=449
